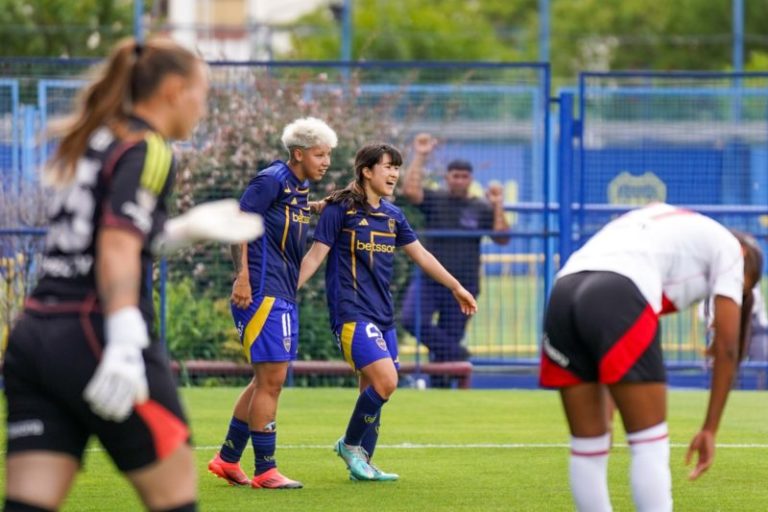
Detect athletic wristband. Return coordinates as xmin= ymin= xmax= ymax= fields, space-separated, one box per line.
xmin=106 ymin=306 xmax=150 ymax=349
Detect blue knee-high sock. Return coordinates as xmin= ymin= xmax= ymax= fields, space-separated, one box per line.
xmin=360 ymin=411 xmax=382 ymax=459
xmin=251 ymin=431 xmax=277 ymax=475
xmin=344 ymin=386 xmax=386 ymax=446
xmin=219 ymin=417 xmax=249 ymax=463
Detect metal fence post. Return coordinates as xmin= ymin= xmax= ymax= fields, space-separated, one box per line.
xmin=557 ymin=92 xmax=575 ymax=265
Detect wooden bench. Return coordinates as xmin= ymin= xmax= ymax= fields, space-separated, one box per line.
xmin=171 ymin=360 xmax=473 ymax=389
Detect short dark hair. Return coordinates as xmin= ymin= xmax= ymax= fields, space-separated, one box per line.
xmin=447 ymin=159 xmax=473 ymax=173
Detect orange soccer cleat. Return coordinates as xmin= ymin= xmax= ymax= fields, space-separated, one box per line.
xmin=251 ymin=468 xmax=304 ymax=489
xmin=208 ymin=452 xmax=250 ymax=486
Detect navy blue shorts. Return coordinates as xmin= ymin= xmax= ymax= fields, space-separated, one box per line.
xmin=335 ymin=321 xmax=400 ymax=372
xmin=232 ymin=296 xmax=298 ymax=363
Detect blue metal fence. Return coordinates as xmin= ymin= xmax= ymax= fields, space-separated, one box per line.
xmin=2 ymin=60 xmax=768 ymax=387
xmin=556 ymin=71 xmax=768 ymax=370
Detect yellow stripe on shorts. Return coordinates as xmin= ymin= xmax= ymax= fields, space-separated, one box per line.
xmin=340 ymin=322 xmax=357 ymax=370
xmin=139 ymin=132 xmax=172 ymax=195
xmin=243 ymin=297 xmax=276 ymax=363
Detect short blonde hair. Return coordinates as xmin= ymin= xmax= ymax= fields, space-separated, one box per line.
xmin=281 ymin=117 xmax=338 ymax=155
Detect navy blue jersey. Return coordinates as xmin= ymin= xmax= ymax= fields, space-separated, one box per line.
xmin=314 ymin=200 xmax=418 ymax=331
xmin=240 ymin=161 xmax=310 ymax=302
xmin=31 ymin=117 xmax=173 ymax=327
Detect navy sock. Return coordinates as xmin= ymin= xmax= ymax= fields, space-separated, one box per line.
xmin=360 ymin=410 xmax=381 ymax=459
xmin=344 ymin=386 xmax=386 ymax=446
xmin=251 ymin=430 xmax=277 ymax=475
xmin=219 ymin=417 xmax=249 ymax=463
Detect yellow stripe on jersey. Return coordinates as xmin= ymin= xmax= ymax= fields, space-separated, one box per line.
xmin=280 ymin=205 xmax=290 ymax=252
xmin=243 ymin=297 xmax=276 ymax=363
xmin=140 ymin=133 xmax=172 ymax=195
xmin=340 ymin=322 xmax=357 ymax=370
xmin=343 ymin=228 xmax=357 ymax=289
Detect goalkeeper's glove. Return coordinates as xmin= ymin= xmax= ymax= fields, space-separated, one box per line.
xmin=83 ymin=307 xmax=149 ymax=422
xmin=153 ymin=199 xmax=264 ymax=255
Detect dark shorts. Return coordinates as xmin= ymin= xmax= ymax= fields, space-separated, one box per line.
xmin=232 ymin=296 xmax=299 ymax=363
xmin=3 ymin=310 xmax=189 ymax=472
xmin=539 ymin=271 xmax=665 ymax=388
xmin=335 ymin=321 xmax=400 ymax=372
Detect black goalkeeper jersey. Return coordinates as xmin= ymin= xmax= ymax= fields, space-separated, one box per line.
xmin=30 ymin=117 xmax=175 ymax=328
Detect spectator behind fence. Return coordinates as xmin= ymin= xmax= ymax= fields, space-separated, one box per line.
xmin=401 ymin=133 xmax=509 ymax=386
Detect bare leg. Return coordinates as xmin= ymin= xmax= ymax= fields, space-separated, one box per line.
xmin=5 ymin=452 xmax=79 ymax=510
xmin=607 ymin=382 xmax=666 ymax=433
xmin=249 ymin=362 xmax=289 ymax=431
xmin=127 ymin=443 xmax=197 ymax=510
xmin=358 ymin=359 xmax=398 ymax=400
xmin=560 ymin=383 xmax=610 ymax=437
xmin=232 ymin=377 xmax=256 ymax=422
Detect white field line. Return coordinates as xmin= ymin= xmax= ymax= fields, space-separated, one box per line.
xmin=4 ymin=442 xmax=767 ymax=456
xmin=100 ymin=442 xmax=768 ymax=453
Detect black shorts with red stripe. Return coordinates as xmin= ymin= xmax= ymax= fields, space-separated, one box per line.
xmin=3 ymin=308 xmax=189 ymax=472
xmin=539 ymin=271 xmax=665 ymax=388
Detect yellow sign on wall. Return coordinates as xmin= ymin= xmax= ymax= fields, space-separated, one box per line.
xmin=608 ymin=171 xmax=667 ymax=206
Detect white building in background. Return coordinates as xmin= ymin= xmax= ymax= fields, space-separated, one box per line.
xmin=166 ymin=0 xmax=329 ymax=60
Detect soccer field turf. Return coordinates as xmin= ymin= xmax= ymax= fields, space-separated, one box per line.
xmin=1 ymin=388 xmax=767 ymax=511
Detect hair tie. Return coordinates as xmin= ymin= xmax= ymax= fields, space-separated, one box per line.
xmin=133 ymin=42 xmax=144 ymax=58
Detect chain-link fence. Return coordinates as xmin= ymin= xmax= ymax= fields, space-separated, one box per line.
xmin=571 ymin=72 xmax=768 ymax=367
xmin=0 ymin=59 xmax=552 ymax=374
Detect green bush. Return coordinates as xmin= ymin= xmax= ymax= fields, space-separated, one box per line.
xmin=155 ymin=278 xmax=243 ymax=361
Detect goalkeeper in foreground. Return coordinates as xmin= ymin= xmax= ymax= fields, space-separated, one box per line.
xmin=540 ymin=203 xmax=763 ymax=512
xmin=2 ymin=37 xmax=262 ymax=512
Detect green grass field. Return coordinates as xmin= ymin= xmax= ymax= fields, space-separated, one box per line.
xmin=2 ymin=388 xmax=767 ymax=511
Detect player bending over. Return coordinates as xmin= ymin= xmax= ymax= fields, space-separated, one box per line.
xmin=540 ymin=203 xmax=763 ymax=512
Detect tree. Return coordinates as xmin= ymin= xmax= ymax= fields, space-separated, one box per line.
xmin=284 ymin=0 xmax=518 ymax=62
xmin=283 ymin=0 xmax=768 ymax=81
xmin=547 ymin=0 xmax=768 ymax=77
xmin=0 ymin=0 xmax=139 ymax=57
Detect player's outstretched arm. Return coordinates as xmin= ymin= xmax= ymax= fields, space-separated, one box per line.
xmin=686 ymin=295 xmax=741 ymax=480
xmin=152 ymin=199 xmax=264 ymax=255
xmin=402 ymin=240 xmax=477 ymax=316
xmin=298 ymin=241 xmax=331 ymax=289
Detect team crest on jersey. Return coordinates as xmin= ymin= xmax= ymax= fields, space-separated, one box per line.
xmin=283 ymin=337 xmax=292 ymax=352
xmin=388 ymin=218 xmax=396 ymax=233
xmin=376 ymin=337 xmax=387 ymax=351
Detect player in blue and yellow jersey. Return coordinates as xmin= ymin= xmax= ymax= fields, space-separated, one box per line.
xmin=298 ymin=143 xmax=477 ymax=481
xmin=3 ymin=38 xmax=263 ymax=512
xmin=208 ymin=118 xmax=338 ymax=489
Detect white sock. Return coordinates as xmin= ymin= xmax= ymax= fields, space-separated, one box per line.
xmin=570 ymin=433 xmax=613 ymax=512
xmin=627 ymin=422 xmax=672 ymax=512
